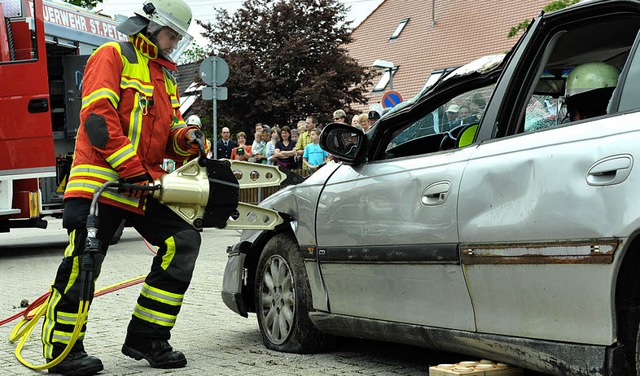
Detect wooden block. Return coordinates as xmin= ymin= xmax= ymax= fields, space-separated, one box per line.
xmin=429 ymin=360 xmax=523 ymax=376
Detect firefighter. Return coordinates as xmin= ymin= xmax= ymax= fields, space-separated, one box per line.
xmin=42 ymin=1 xmax=202 ymax=375
xmin=565 ymin=61 xmax=620 ymax=122
xmin=185 ymin=114 xmax=212 ymax=158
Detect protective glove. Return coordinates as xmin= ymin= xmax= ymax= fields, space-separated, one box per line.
xmin=118 ymin=173 xmax=153 ymax=199
xmin=184 ymin=128 xmax=205 ymax=153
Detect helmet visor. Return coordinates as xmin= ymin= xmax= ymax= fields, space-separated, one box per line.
xmin=169 ymin=32 xmax=192 ymax=62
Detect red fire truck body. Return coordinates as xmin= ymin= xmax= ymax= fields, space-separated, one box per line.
xmin=0 ymin=0 xmax=124 ymax=232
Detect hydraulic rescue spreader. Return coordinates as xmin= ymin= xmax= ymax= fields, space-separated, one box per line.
xmin=9 ymin=143 xmax=287 ymax=370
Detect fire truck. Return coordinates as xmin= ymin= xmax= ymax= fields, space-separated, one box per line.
xmin=0 ymin=0 xmax=126 ymax=232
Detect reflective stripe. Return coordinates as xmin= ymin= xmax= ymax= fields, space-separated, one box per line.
xmin=128 ymin=94 xmax=143 ymax=150
xmin=66 ymin=179 xmax=140 ymax=207
xmin=52 ymin=330 xmax=85 ymax=344
xmin=42 ymin=289 xmax=62 ymax=358
xmin=70 ymin=164 xmax=120 ymax=181
xmin=106 ymin=144 xmax=136 ymax=168
xmin=120 ymin=77 xmax=153 ymax=96
xmin=172 ymin=135 xmax=191 ymax=157
xmin=170 ymin=96 xmax=180 ymax=108
xmin=56 ymin=311 xmax=87 ymax=326
xmin=63 ymin=244 xmax=80 ymax=294
xmin=140 ymin=282 xmax=183 ymax=306
xmin=133 ymin=304 xmax=176 ymax=327
xmin=63 ymin=229 xmax=76 ymax=258
xmin=161 ymin=237 xmax=176 ymax=271
xmin=82 ymin=88 xmax=119 ymax=109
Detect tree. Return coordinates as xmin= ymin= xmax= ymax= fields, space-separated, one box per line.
xmin=63 ymin=0 xmax=102 ymax=9
xmin=508 ymin=0 xmax=580 ymax=38
xmin=196 ymin=0 xmax=373 ymax=136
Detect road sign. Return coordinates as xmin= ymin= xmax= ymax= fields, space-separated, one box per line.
xmin=202 ymin=87 xmax=228 ymax=101
xmin=382 ymin=90 xmax=403 ymax=108
xmin=199 ymin=56 xmax=229 ymax=86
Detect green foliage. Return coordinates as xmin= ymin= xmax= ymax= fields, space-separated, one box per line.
xmin=178 ymin=43 xmax=208 ymax=65
xmin=195 ymin=0 xmax=373 ymax=136
xmin=508 ymin=0 xmax=580 ymax=38
xmin=63 ymin=0 xmax=102 ymax=9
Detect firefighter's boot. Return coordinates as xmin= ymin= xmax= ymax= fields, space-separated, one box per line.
xmin=47 ymin=350 xmax=103 ymax=375
xmin=121 ymin=335 xmax=187 ymax=369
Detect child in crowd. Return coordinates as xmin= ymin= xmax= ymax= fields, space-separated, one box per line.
xmin=303 ymin=128 xmax=328 ymax=173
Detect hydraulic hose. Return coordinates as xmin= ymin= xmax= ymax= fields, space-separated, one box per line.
xmin=8 ymin=180 xmax=159 ymax=371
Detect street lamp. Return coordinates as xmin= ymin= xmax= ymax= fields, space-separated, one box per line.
xmin=372 ymin=59 xmax=395 ymax=90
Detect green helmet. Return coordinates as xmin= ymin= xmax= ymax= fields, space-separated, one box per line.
xmin=138 ymin=0 xmax=193 ymax=61
xmin=565 ymin=62 xmax=620 ymax=98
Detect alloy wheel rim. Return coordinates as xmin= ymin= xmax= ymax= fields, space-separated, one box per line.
xmin=260 ymin=254 xmax=296 ymax=345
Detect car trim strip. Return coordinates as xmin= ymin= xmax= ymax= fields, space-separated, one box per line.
xmin=460 ymin=239 xmax=618 ymax=265
xmin=310 ymin=243 xmax=459 ymax=264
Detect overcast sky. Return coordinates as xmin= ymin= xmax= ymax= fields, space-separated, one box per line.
xmin=97 ymin=0 xmax=384 ymax=45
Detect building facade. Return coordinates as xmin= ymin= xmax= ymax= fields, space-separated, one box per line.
xmin=347 ymin=0 xmax=552 ymax=112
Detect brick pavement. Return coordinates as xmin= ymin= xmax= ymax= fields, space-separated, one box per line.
xmin=0 ymin=219 xmax=441 ymax=376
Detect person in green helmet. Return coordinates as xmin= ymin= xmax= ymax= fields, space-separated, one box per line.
xmin=41 ymin=1 xmax=201 ymax=375
xmin=565 ymin=62 xmax=621 ymax=122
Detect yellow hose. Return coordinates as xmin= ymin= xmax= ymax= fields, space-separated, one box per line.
xmin=10 ymin=275 xmax=146 ymax=370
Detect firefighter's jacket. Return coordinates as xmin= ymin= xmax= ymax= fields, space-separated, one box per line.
xmin=65 ymin=33 xmax=197 ymax=214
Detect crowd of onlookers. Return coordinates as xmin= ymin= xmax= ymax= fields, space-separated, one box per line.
xmin=190 ymin=109 xmax=383 ymax=176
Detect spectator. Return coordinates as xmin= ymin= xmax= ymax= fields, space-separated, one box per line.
xmin=351 ymin=114 xmax=361 ymax=127
xmin=216 ymin=126 xmax=238 ymax=159
xmin=291 ymin=128 xmax=300 ymax=144
xmin=251 ymin=123 xmax=268 ymax=163
xmin=367 ymin=110 xmax=381 ymax=130
xmin=295 ymin=115 xmax=317 ymax=158
xmin=358 ymin=113 xmax=369 ymax=132
xmin=333 ymin=109 xmax=347 ymax=124
xmin=275 ymin=126 xmax=296 ymax=169
xmin=266 ymin=126 xmax=280 ymax=165
xmin=296 ymin=120 xmax=307 ymax=134
xmin=230 ymin=132 xmax=252 ymax=161
xmin=303 ymin=128 xmax=328 ymax=173
xmin=444 ymin=104 xmax=460 ymax=131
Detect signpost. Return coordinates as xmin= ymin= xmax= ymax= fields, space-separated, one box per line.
xmin=199 ymin=56 xmax=229 ymax=159
xmin=382 ymin=90 xmax=403 ymax=108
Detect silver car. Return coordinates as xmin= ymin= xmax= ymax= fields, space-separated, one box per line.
xmin=222 ymin=1 xmax=640 ymax=375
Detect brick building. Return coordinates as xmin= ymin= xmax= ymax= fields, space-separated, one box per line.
xmin=347 ymin=0 xmax=551 ymax=113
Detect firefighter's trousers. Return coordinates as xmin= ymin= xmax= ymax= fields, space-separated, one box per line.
xmin=42 ymin=198 xmax=201 ymax=358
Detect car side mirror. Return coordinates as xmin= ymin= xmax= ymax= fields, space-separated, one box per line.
xmin=320 ymin=122 xmax=365 ymax=163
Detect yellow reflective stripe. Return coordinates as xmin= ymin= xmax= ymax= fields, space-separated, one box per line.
xmin=101 ymin=191 xmax=141 ymax=207
xmin=70 ymin=164 xmax=120 ymax=181
xmin=42 ymin=289 xmax=62 ymax=358
xmin=105 ymin=144 xmax=136 ymax=168
xmin=129 ymin=94 xmax=143 ymax=151
xmin=140 ymin=282 xmax=183 ymax=306
xmin=120 ymin=77 xmax=154 ymax=96
xmin=66 ymin=180 xmax=140 ymax=207
xmin=64 ymin=229 xmax=76 ymax=258
xmin=63 ymin=255 xmax=80 ymax=294
xmin=170 ymin=96 xmax=180 ymax=108
xmin=171 ymin=122 xmax=186 ymax=132
xmin=56 ymin=311 xmax=87 ymax=326
xmin=161 ymin=237 xmax=176 ymax=271
xmin=172 ymin=135 xmax=191 ymax=157
xmin=133 ymin=304 xmax=176 ymax=327
xmin=52 ymin=330 xmax=85 ymax=343
xmin=82 ymin=88 xmax=119 ymax=109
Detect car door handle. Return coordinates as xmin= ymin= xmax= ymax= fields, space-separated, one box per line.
xmin=586 ymin=154 xmax=633 ymax=186
xmin=421 ymin=181 xmax=451 ymax=206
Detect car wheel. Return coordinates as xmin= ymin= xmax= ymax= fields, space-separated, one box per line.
xmin=255 ymin=233 xmax=332 ymax=353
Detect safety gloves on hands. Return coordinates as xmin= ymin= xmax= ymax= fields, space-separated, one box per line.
xmin=185 ymin=128 xmax=205 ymax=155
xmin=119 ymin=173 xmax=153 ymax=198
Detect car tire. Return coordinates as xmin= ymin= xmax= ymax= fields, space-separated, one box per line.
xmin=255 ymin=233 xmax=332 ymax=353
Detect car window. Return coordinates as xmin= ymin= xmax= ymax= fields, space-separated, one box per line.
xmin=383 ymin=84 xmax=495 ymax=159
xmin=616 ymin=31 xmax=640 ymax=112
xmin=514 ymin=16 xmax=640 ymax=135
